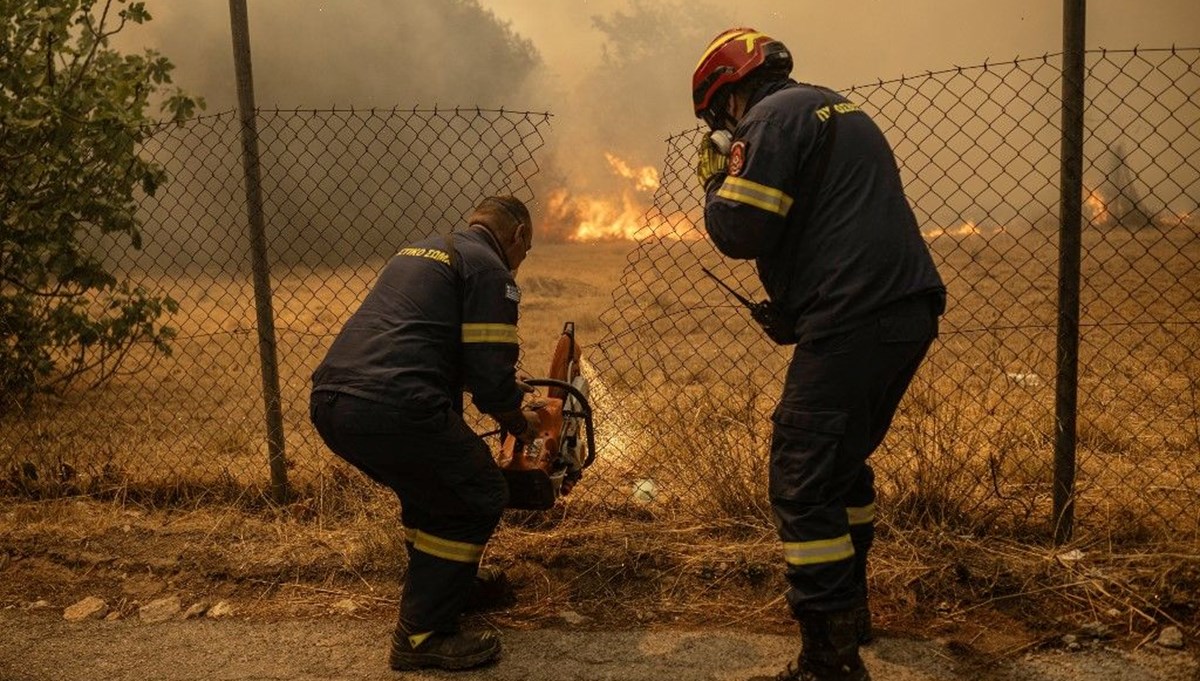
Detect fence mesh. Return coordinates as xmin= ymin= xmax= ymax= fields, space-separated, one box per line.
xmin=2 ymin=49 xmax=1198 ymax=542
xmin=584 ymin=48 xmax=1200 ymax=540
xmin=2 ymin=107 xmax=551 ymax=497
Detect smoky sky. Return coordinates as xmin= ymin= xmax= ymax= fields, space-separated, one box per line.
xmin=121 ymin=0 xmax=1199 ymax=198
xmin=127 ymin=1 xmax=540 ymax=110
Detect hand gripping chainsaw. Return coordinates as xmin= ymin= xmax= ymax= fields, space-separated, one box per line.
xmin=496 ymin=322 xmax=596 ymax=510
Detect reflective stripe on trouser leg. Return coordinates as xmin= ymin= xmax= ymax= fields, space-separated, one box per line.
xmin=402 ymin=525 xmax=418 ymax=546
xmin=847 ymin=465 xmax=876 ymax=608
xmin=411 ymin=530 xmax=485 ymax=563
xmin=848 ymin=501 xmax=875 ymax=610
xmin=783 ymin=534 xmax=855 ymax=565
xmin=769 ymin=405 xmax=861 ymax=614
xmin=391 ymin=414 xmax=507 ymax=634
xmin=310 ymin=396 xmax=507 ymax=635
xmin=400 ymin=520 xmax=499 ymax=634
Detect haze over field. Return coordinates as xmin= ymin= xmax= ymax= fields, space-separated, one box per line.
xmin=117 ymin=1 xmax=1200 ymax=241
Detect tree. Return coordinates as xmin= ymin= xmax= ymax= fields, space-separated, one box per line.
xmin=0 ymin=0 xmax=202 ymax=412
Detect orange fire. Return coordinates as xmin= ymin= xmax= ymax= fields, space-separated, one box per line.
xmin=603 ymin=153 xmax=660 ymax=193
xmin=543 ymin=153 xmax=703 ymax=242
xmin=545 ymin=188 xmax=702 ymax=242
xmin=1083 ymin=187 xmax=1110 ymax=225
xmin=922 ymin=220 xmax=1004 ymax=239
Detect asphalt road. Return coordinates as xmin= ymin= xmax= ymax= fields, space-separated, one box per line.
xmin=0 ymin=610 xmax=1195 ymax=681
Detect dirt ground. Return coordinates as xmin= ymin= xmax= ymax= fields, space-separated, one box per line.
xmin=0 ymin=497 xmax=1196 ymax=681
xmin=1 ymin=609 xmax=1198 ymax=681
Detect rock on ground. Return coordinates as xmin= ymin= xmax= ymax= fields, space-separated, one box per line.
xmin=1157 ymin=626 xmax=1185 ymax=650
xmin=206 ymin=601 xmax=235 ymax=619
xmin=62 ymin=597 xmax=107 ymax=622
xmin=138 ymin=596 xmax=182 ymax=623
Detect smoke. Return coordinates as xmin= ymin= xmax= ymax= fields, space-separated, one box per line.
xmin=118 ymin=0 xmax=1200 ymax=246
xmin=516 ymin=0 xmax=738 ymax=240
xmin=546 ymin=1 xmax=727 ymax=192
xmin=127 ymin=0 xmax=541 ymax=110
xmin=116 ymin=0 xmax=732 ymax=244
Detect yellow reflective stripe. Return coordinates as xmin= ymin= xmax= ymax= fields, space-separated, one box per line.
xmin=408 ymin=631 xmax=434 ymax=648
xmin=461 ymin=323 xmax=518 ymax=344
xmin=782 ymin=534 xmax=855 ymax=566
xmin=412 ymin=530 xmax=485 ymax=564
xmin=395 ymin=246 xmax=450 ymax=265
xmin=716 ymin=176 xmax=795 ymax=216
xmin=402 ymin=526 xmax=417 ymax=544
xmin=847 ymin=503 xmax=875 ymax=526
xmin=694 ymin=30 xmax=768 ymax=70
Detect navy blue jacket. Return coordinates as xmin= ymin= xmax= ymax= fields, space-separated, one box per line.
xmin=312 ymin=227 xmax=523 ymax=416
xmin=704 ymin=80 xmax=945 ymax=342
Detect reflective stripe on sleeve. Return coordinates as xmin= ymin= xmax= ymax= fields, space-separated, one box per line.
xmin=461 ymin=323 xmax=518 ymax=344
xmin=716 ymin=176 xmax=795 ymax=216
xmin=847 ymin=503 xmax=876 ymax=526
xmin=782 ymin=534 xmax=855 ymax=566
xmin=412 ymin=530 xmax=485 ymax=563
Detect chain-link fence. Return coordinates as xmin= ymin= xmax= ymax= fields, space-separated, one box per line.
xmin=2 ymin=107 xmax=552 ymax=499
xmin=588 ymin=47 xmax=1200 ymax=540
xmin=3 ymin=49 xmax=1197 ymax=542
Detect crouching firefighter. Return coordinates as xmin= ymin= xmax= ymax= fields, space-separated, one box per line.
xmin=691 ymin=29 xmax=946 ymax=681
xmin=309 ymin=195 xmax=540 ymax=672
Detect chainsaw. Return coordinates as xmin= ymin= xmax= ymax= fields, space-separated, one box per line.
xmin=496 ymin=321 xmax=596 ymax=510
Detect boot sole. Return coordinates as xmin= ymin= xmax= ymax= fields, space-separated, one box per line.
xmin=389 ymin=646 xmax=500 ymax=671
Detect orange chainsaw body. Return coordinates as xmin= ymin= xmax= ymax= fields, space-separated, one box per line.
xmin=497 ymin=322 xmax=591 ymax=510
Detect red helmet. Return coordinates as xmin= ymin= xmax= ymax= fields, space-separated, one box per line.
xmin=692 ymin=28 xmax=792 ymax=127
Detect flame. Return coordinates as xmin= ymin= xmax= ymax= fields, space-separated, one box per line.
xmin=922 ymin=220 xmax=1004 ymax=239
xmin=544 ymin=153 xmax=701 ymax=242
xmin=1084 ymin=187 xmax=1110 ymax=225
xmin=545 ymin=188 xmax=701 ymax=242
xmin=604 ymin=153 xmax=660 ymax=193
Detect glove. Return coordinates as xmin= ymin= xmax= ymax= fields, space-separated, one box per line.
xmin=516 ymin=378 xmax=548 ymax=410
xmin=513 ymin=408 xmax=541 ymax=444
xmin=494 ymin=407 xmax=542 ymax=444
xmin=696 ymin=130 xmax=732 ymax=192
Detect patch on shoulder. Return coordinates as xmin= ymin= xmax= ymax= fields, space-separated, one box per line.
xmin=505 ymin=283 xmax=522 ymax=303
xmin=728 ymin=140 xmax=748 ymax=176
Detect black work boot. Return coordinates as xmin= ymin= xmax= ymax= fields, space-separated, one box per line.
xmin=749 ymin=610 xmax=870 ymax=681
xmin=389 ymin=629 xmax=501 ymax=671
xmin=463 ymin=566 xmax=515 ymax=613
xmin=854 ymin=601 xmax=873 ymax=645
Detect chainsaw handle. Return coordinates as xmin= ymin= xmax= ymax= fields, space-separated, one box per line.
xmin=519 ymin=378 xmax=596 ymax=471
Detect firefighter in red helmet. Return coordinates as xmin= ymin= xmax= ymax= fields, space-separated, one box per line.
xmin=693 ymin=28 xmax=946 ymax=681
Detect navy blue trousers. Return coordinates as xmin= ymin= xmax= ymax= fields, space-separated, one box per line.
xmin=310 ymin=391 xmax=508 ymax=633
xmin=770 ymin=294 xmax=940 ymax=615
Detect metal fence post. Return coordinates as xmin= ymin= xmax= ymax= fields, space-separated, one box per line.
xmin=1054 ymin=0 xmax=1087 ymax=544
xmin=229 ymin=0 xmax=289 ymax=504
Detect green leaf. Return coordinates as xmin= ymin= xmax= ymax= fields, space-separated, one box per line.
xmin=1 ymin=0 xmax=188 ymax=409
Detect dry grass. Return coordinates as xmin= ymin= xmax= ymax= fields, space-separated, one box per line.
xmin=0 ymin=493 xmax=1194 ymax=655
xmin=1 ymin=234 xmax=1198 ymax=645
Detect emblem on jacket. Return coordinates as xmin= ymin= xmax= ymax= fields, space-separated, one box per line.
xmin=728 ymin=140 xmax=747 ymax=176
xmin=505 ymin=283 xmax=522 ymax=303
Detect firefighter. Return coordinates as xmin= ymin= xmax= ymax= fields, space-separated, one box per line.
xmin=309 ymin=195 xmax=539 ymax=671
xmin=692 ymin=29 xmax=946 ymax=681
